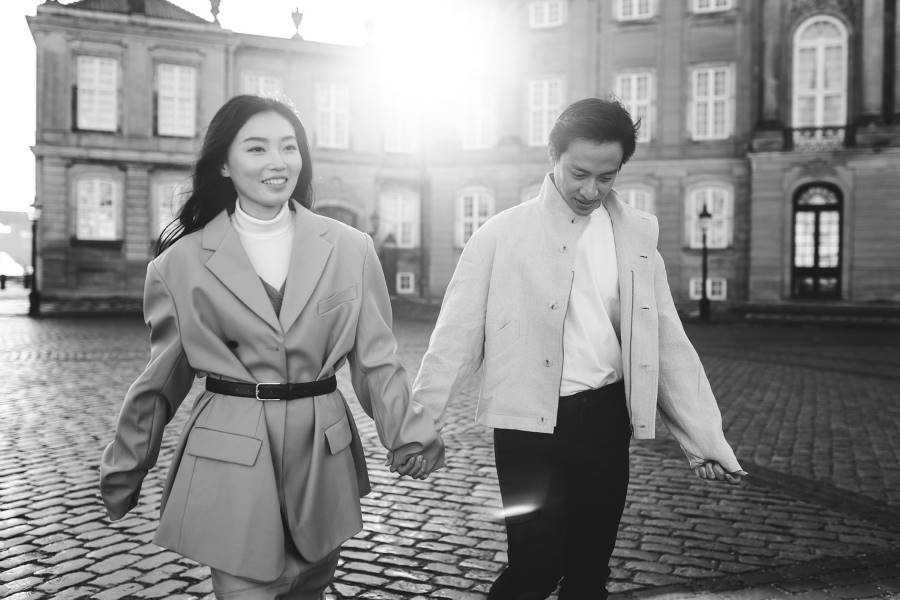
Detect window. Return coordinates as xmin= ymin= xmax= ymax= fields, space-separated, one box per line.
xmin=689 ymin=277 xmax=727 ymax=301
xmin=689 ymin=64 xmax=734 ymax=140
xmin=529 ymin=0 xmax=567 ymax=28
xmin=379 ymin=190 xmax=419 ymax=248
xmin=76 ymin=177 xmax=121 ymax=240
xmin=528 ymin=78 xmax=564 ymax=146
xmin=76 ymin=56 xmax=118 ymax=131
xmin=693 ymin=0 xmax=732 ymax=13
xmin=315 ymin=82 xmax=350 ymax=149
xmin=242 ymin=72 xmax=283 ymax=97
xmin=615 ymin=71 xmax=654 ymax=142
xmin=396 ymin=272 xmax=416 ymax=294
xmin=459 ymin=86 xmax=496 ymax=150
xmin=157 ymin=63 xmax=196 ymax=137
xmin=456 ymin=188 xmax=495 ymax=247
xmin=618 ymin=186 xmax=655 ymax=213
xmin=617 ymin=0 xmax=655 ymax=20
xmin=685 ymin=185 xmax=733 ymax=249
xmin=154 ymin=177 xmax=190 ymax=235
xmin=792 ymin=16 xmax=848 ymax=130
xmin=792 ymin=185 xmax=842 ymax=298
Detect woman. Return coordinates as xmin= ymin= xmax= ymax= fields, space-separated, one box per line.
xmin=100 ymin=95 xmax=443 ymax=599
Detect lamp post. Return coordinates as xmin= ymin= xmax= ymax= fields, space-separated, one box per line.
xmin=28 ymin=202 xmax=42 ymax=317
xmin=698 ymin=203 xmax=712 ymax=321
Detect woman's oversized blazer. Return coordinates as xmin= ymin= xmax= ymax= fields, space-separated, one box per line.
xmin=99 ymin=201 xmax=439 ymax=581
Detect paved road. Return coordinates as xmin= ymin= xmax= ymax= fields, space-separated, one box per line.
xmin=1 ymin=311 xmax=899 ymax=599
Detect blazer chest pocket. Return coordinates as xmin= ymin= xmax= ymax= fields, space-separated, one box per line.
xmin=324 ymin=416 xmax=353 ymax=455
xmin=186 ymin=427 xmax=262 ymax=467
xmin=317 ymin=285 xmax=358 ymax=315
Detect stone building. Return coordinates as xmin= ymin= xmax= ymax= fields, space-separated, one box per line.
xmin=28 ymin=0 xmax=900 ymax=315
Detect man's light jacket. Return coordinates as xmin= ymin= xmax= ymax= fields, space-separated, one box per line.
xmin=413 ymin=175 xmax=741 ymax=472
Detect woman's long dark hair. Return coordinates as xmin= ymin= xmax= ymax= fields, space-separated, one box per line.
xmin=156 ymin=95 xmax=314 ymax=256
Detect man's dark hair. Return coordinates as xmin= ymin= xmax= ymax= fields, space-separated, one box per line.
xmin=548 ymin=98 xmax=640 ymax=166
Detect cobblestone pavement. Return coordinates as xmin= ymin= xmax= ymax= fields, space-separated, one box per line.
xmin=1 ymin=313 xmax=899 ymax=599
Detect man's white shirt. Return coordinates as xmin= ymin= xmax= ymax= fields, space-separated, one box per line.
xmin=559 ymin=203 xmax=623 ymax=396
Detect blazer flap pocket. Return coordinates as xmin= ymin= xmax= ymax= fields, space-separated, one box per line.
xmin=186 ymin=427 xmax=262 ymax=466
xmin=324 ymin=417 xmax=353 ymax=455
xmin=318 ymin=285 xmax=358 ymax=315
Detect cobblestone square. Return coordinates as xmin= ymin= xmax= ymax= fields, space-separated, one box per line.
xmin=1 ymin=311 xmax=899 ymax=599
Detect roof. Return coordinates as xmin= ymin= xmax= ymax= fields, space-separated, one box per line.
xmin=60 ymin=0 xmax=209 ymax=24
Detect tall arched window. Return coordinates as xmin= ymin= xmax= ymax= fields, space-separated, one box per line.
xmin=792 ymin=184 xmax=842 ymax=298
xmin=617 ymin=185 xmax=655 ymax=214
xmin=792 ymin=16 xmax=848 ymax=131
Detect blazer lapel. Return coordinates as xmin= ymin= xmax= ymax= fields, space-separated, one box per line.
xmin=203 ymin=210 xmax=282 ymax=333
xmin=278 ymin=202 xmax=334 ymax=332
xmin=605 ymin=193 xmax=655 ymax=331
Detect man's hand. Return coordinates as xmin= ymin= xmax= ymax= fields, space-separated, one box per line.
xmin=693 ymin=460 xmax=747 ymax=485
xmin=385 ymin=436 xmax=445 ymax=480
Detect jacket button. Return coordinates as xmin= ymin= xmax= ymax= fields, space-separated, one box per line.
xmin=560 ymin=245 xmax=567 ymax=253
xmin=550 ymin=302 xmax=558 ymax=310
xmin=544 ymin=359 xmax=551 ymax=367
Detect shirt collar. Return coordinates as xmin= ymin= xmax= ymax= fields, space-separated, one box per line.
xmin=538 ymin=173 xmax=590 ymax=225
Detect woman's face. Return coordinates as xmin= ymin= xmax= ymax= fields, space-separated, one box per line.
xmin=222 ymin=111 xmax=303 ymax=220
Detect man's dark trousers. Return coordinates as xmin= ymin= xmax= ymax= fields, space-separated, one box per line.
xmin=487 ymin=381 xmax=631 ymax=600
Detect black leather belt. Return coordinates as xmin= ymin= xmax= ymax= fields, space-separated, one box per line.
xmin=206 ymin=375 xmax=337 ymax=400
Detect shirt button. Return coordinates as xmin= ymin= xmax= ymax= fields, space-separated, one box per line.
xmin=544 ymin=359 xmax=552 ymax=367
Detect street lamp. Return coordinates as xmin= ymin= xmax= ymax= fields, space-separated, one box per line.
xmin=28 ymin=202 xmax=42 ymax=317
xmin=698 ymin=203 xmax=712 ymax=321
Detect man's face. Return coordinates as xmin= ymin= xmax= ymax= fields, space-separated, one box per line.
xmin=551 ymin=139 xmax=624 ymax=216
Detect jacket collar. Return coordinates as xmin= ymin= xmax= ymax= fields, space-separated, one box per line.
xmin=202 ymin=200 xmax=333 ymax=333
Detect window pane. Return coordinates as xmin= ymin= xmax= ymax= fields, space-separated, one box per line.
xmin=157 ymin=64 xmax=196 ymax=137
xmin=77 ymin=56 xmax=117 ymax=131
xmin=794 ymin=212 xmax=816 ymax=267
xmin=818 ymin=211 xmax=840 ymax=267
xmin=77 ymin=179 xmax=119 ymax=240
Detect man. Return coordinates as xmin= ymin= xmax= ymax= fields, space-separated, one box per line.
xmin=412 ymin=98 xmax=746 ymax=600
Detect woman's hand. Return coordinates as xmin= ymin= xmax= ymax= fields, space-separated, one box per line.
xmin=386 ymin=436 xmax=445 ymax=480
xmin=692 ymin=460 xmax=747 ymax=485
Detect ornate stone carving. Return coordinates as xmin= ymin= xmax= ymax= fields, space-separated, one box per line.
xmin=789 ymin=0 xmax=855 ymax=24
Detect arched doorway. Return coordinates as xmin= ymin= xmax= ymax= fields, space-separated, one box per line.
xmin=791 ymin=184 xmax=842 ymax=298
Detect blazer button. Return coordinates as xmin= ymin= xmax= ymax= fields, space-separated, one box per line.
xmin=560 ymin=245 xmax=567 ymax=253
xmin=549 ymin=302 xmax=559 ymax=310
xmin=544 ymin=359 xmax=552 ymax=367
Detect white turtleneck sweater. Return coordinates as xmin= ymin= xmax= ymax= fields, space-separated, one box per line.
xmin=232 ymin=201 xmax=294 ymax=290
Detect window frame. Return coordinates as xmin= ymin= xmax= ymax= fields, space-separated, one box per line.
xmin=689 ymin=277 xmax=728 ymax=301
xmin=379 ymin=189 xmax=420 ymax=249
xmin=459 ymin=84 xmax=497 ymax=150
xmin=688 ymin=63 xmax=735 ymax=140
xmin=791 ymin=15 xmax=849 ymax=130
xmin=527 ymin=77 xmax=564 ymax=147
xmin=241 ymin=72 xmax=284 ymax=97
xmin=74 ymin=55 xmax=119 ymax=133
xmin=155 ymin=62 xmax=197 ymax=138
xmin=315 ymin=82 xmax=350 ymax=149
xmin=616 ymin=0 xmax=656 ymax=21
xmin=528 ymin=0 xmax=567 ymax=28
xmin=152 ymin=174 xmax=191 ymax=237
xmin=615 ymin=70 xmax=655 ymax=143
xmin=692 ymin=0 xmax=733 ymax=14
xmin=455 ymin=187 xmax=495 ymax=248
xmin=73 ymin=174 xmax=123 ymax=242
xmin=617 ymin=185 xmax=655 ymax=214
xmin=396 ymin=271 xmax=416 ymax=295
xmin=684 ymin=183 xmax=734 ymax=249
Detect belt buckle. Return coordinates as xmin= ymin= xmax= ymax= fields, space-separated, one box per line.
xmin=255 ymin=382 xmax=281 ymax=400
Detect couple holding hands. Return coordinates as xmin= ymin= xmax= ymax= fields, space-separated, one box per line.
xmin=100 ymin=94 xmax=744 ymax=600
